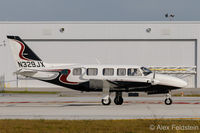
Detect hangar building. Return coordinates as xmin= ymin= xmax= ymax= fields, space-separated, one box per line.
xmin=0 ymin=22 xmax=198 ymax=88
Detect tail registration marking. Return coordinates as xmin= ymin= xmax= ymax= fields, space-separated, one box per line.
xmin=17 ymin=61 xmax=45 ymax=68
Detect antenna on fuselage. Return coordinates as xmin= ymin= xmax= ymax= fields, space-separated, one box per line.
xmin=95 ymin=58 xmax=101 ymax=65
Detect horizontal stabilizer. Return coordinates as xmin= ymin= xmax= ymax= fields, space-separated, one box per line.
xmin=14 ymin=69 xmax=38 ymax=76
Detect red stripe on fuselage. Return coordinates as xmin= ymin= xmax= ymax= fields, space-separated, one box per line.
xmin=59 ymin=69 xmax=78 ymax=85
xmin=46 ymin=69 xmax=78 ymax=85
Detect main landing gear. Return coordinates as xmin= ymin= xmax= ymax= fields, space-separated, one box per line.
xmin=101 ymin=92 xmax=124 ymax=105
xmin=114 ymin=92 xmax=123 ymax=105
xmin=100 ymin=81 xmax=124 ymax=105
xmin=101 ymin=82 xmax=112 ymax=105
xmin=164 ymin=93 xmax=172 ymax=105
xmin=101 ymin=95 xmax=111 ymax=105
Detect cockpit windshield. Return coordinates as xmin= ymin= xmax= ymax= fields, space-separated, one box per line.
xmin=140 ymin=67 xmax=152 ymax=76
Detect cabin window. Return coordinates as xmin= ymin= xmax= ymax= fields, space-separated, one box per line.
xmin=103 ymin=68 xmax=114 ymax=76
xmin=117 ymin=68 xmax=126 ymax=76
xmin=127 ymin=68 xmax=142 ymax=76
xmin=87 ymin=68 xmax=98 ymax=76
xmin=73 ymin=68 xmax=82 ymax=75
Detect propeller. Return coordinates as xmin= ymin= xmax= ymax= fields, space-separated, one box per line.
xmin=151 ymin=71 xmax=159 ymax=85
xmin=153 ymin=70 xmax=155 ymax=79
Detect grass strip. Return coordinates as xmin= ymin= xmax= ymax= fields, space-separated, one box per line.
xmin=0 ymin=119 xmax=199 ymax=133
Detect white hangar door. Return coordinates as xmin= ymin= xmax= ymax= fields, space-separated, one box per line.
xmin=25 ymin=39 xmax=196 ymax=88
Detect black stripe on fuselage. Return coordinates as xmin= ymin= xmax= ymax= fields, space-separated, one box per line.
xmin=38 ymin=76 xmax=180 ymax=93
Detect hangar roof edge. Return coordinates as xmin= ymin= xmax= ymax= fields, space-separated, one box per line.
xmin=0 ymin=21 xmax=200 ymax=24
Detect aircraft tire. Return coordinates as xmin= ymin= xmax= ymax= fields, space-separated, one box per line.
xmin=114 ymin=96 xmax=123 ymax=105
xmin=101 ymin=97 xmax=111 ymax=105
xmin=165 ymin=98 xmax=172 ymax=105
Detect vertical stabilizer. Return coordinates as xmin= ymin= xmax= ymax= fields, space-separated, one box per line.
xmin=7 ymin=36 xmax=46 ymax=69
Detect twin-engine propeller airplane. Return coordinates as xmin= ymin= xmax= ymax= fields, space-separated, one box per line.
xmin=7 ymin=36 xmax=187 ymax=105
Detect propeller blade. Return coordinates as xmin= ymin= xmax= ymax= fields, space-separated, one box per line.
xmin=153 ymin=71 xmax=155 ymax=79
xmin=150 ymin=71 xmax=156 ymax=85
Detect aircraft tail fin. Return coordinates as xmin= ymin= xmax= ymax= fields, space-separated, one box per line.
xmin=7 ymin=36 xmax=46 ymax=69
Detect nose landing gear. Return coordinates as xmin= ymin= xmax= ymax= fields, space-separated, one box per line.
xmin=164 ymin=93 xmax=172 ymax=105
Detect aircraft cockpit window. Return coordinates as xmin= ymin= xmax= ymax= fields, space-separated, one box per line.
xmin=103 ymin=68 xmax=114 ymax=76
xmin=73 ymin=68 xmax=82 ymax=76
xmin=127 ymin=68 xmax=142 ymax=76
xmin=117 ymin=68 xmax=126 ymax=76
xmin=87 ymin=68 xmax=98 ymax=76
xmin=141 ymin=67 xmax=152 ymax=76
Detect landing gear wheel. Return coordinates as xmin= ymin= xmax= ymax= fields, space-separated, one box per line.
xmin=101 ymin=97 xmax=111 ymax=105
xmin=114 ymin=96 xmax=123 ymax=105
xmin=165 ymin=98 xmax=172 ymax=105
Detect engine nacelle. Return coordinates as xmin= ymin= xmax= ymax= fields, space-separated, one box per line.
xmin=89 ymin=79 xmax=104 ymax=89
